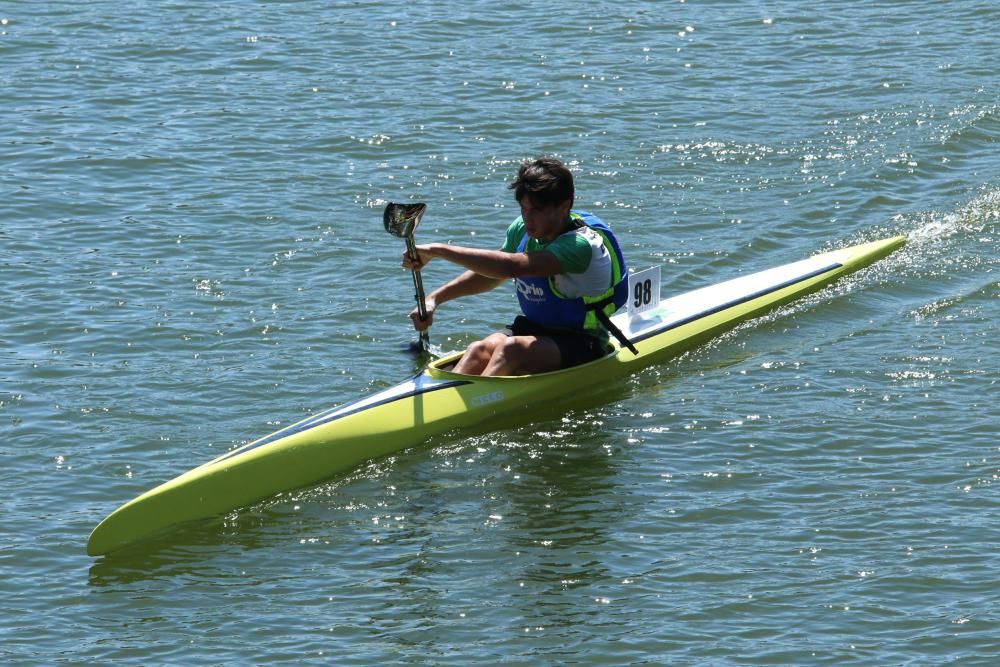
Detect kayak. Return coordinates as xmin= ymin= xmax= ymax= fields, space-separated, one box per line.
xmin=87 ymin=235 xmax=905 ymax=556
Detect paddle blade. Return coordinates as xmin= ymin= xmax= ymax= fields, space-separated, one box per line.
xmin=383 ymin=202 xmax=427 ymax=238
xmin=407 ymin=332 xmax=431 ymax=355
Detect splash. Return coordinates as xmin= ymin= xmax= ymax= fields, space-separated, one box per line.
xmin=905 ymin=187 xmax=1000 ymax=244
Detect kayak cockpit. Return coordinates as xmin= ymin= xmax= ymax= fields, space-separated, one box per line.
xmin=424 ymin=344 xmax=623 ymax=380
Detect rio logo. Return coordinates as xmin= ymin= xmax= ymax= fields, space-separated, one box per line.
xmin=515 ymin=279 xmax=545 ymax=302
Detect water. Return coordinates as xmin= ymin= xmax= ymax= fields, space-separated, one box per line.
xmin=2 ymin=1 xmax=997 ymax=663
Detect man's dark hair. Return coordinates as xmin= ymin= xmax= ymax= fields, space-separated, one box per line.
xmin=508 ymin=157 xmax=574 ymax=209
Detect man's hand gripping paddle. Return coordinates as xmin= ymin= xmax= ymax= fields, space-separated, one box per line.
xmin=384 ymin=202 xmax=431 ymax=354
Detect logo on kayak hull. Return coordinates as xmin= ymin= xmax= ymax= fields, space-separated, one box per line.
xmin=470 ymin=390 xmax=505 ymax=407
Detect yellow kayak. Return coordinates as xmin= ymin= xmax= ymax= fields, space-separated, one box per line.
xmin=87 ymin=235 xmax=905 ymax=556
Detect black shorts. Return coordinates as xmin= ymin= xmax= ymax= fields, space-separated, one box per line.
xmin=507 ymin=315 xmax=608 ymax=369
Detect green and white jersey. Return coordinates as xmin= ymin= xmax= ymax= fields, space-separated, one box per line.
xmin=501 ymin=218 xmax=613 ymax=299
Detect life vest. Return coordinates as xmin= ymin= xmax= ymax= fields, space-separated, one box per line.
xmin=513 ymin=211 xmax=637 ymax=354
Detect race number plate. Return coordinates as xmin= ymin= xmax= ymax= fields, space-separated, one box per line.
xmin=627 ymin=266 xmax=661 ymax=318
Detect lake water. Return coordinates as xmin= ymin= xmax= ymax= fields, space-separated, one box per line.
xmin=2 ymin=1 xmax=997 ymax=664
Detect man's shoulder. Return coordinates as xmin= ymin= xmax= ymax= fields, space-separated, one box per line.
xmin=547 ymin=230 xmax=592 ymax=273
xmin=502 ymin=218 xmax=527 ymax=252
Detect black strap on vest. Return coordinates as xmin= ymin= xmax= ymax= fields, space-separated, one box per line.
xmin=588 ymin=298 xmax=638 ymax=355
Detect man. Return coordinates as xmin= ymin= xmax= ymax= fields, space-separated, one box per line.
xmin=402 ymin=157 xmax=630 ymax=376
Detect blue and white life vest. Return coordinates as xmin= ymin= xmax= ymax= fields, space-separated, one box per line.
xmin=513 ymin=211 xmax=636 ymax=353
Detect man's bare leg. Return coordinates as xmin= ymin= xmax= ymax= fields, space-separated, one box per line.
xmin=453 ymin=332 xmax=509 ymax=375
xmin=455 ymin=336 xmax=560 ymax=377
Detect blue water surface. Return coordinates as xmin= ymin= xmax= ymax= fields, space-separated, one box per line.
xmin=2 ymin=1 xmax=997 ymax=664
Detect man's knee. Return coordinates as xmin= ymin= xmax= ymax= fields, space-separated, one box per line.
xmin=467 ymin=333 xmax=504 ymax=357
xmin=463 ymin=339 xmax=491 ymax=360
xmin=492 ymin=336 xmax=555 ymax=375
xmin=455 ymin=334 xmax=503 ymax=374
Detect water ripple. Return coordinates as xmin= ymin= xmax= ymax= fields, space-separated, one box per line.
xmin=3 ymin=1 xmax=999 ymax=664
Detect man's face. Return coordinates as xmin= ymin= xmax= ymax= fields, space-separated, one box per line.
xmin=518 ymin=197 xmax=572 ymax=242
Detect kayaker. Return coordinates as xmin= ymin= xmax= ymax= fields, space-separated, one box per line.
xmin=402 ymin=156 xmax=631 ymax=376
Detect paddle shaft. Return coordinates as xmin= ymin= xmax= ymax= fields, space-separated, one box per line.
xmin=405 ymin=235 xmax=430 ymax=349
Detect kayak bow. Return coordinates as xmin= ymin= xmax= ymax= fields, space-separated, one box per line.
xmin=87 ymin=235 xmax=905 ymax=556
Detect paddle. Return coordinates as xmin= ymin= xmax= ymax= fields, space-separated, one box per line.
xmin=383 ymin=202 xmax=431 ymax=353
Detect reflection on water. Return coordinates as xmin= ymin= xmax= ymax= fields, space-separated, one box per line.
xmin=6 ymin=0 xmax=999 ymax=662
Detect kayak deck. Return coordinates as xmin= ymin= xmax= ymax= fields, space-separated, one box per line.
xmin=87 ymin=235 xmax=905 ymax=556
